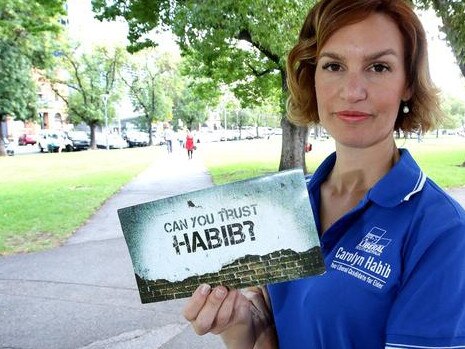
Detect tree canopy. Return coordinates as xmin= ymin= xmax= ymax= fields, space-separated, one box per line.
xmin=441 ymin=94 xmax=465 ymax=130
xmin=0 ymin=43 xmax=37 ymax=121
xmin=0 ymin=0 xmax=66 ymax=156
xmin=173 ymin=82 xmax=211 ymax=131
xmin=0 ymin=0 xmax=66 ymax=68
xmin=122 ymin=49 xmax=177 ymax=143
xmin=0 ymin=0 xmax=66 ymax=123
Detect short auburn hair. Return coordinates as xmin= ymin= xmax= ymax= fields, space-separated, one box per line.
xmin=286 ymin=0 xmax=442 ymax=133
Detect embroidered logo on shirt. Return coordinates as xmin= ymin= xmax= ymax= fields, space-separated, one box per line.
xmin=355 ymin=227 xmax=391 ymax=256
xmin=330 ymin=227 xmax=393 ymax=290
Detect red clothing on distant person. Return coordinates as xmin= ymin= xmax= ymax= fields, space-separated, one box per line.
xmin=186 ymin=134 xmax=194 ymax=150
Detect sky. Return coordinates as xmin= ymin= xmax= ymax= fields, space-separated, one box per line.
xmin=66 ymin=0 xmax=175 ymax=52
xmin=66 ymin=0 xmax=465 ymax=101
xmin=66 ymin=0 xmax=127 ymax=47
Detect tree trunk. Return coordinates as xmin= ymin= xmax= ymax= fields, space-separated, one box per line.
xmin=0 ymin=116 xmax=6 ymax=157
xmin=148 ymin=116 xmax=153 ymax=146
xmin=278 ymin=69 xmax=308 ymax=173
xmin=90 ymin=124 xmax=97 ymax=149
xmin=0 ymin=140 xmax=6 ymax=157
xmin=279 ymin=117 xmax=308 ymax=172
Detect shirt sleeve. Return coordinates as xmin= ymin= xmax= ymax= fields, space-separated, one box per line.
xmin=385 ymin=214 xmax=465 ymax=349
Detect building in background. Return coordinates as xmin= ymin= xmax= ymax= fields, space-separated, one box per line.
xmin=35 ymin=69 xmax=70 ymax=132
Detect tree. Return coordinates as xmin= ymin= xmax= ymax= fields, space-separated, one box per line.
xmin=173 ymin=84 xmax=210 ymax=131
xmin=92 ymin=0 xmax=314 ymax=171
xmin=0 ymin=43 xmax=37 ymax=156
xmin=0 ymin=0 xmax=66 ymax=156
xmin=441 ymin=95 xmax=465 ymax=130
xmin=122 ymin=49 xmax=177 ymax=144
xmin=174 ymin=55 xmax=223 ymax=130
xmin=247 ymin=94 xmax=283 ymax=137
xmin=49 ymin=46 xmax=126 ymax=148
xmin=0 ymin=0 xmax=66 ymax=67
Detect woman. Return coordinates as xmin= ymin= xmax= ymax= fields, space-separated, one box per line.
xmin=186 ymin=130 xmax=195 ymax=159
xmin=183 ymin=0 xmax=465 ymax=348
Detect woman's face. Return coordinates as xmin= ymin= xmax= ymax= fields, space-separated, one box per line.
xmin=315 ymin=13 xmax=410 ymax=149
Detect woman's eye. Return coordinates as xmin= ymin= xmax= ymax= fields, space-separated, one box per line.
xmin=370 ymin=63 xmax=390 ymax=73
xmin=322 ymin=62 xmax=342 ymax=72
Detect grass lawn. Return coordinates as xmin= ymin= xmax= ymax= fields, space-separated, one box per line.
xmin=200 ymin=135 xmax=465 ymax=188
xmin=0 ymin=146 xmax=162 ymax=255
xmin=400 ymin=137 xmax=465 ymax=188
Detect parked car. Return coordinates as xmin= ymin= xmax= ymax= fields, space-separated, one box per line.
xmin=18 ymin=133 xmax=37 ymax=146
xmin=38 ymin=130 xmax=73 ymax=152
xmin=95 ymin=133 xmax=128 ymax=149
xmin=67 ymin=131 xmax=90 ymax=151
xmin=151 ymin=132 xmax=166 ymax=146
xmin=2 ymin=138 xmax=15 ymax=156
xmin=271 ymin=128 xmax=283 ymax=136
xmin=125 ymin=130 xmax=149 ymax=147
xmin=220 ymin=130 xmax=241 ymax=141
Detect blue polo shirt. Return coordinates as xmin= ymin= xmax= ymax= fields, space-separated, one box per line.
xmin=268 ymin=149 xmax=465 ymax=349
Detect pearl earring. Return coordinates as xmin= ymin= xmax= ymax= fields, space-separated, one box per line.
xmin=402 ymin=103 xmax=410 ymax=114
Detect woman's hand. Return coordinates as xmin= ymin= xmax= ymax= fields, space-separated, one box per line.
xmin=183 ymin=284 xmax=277 ymax=349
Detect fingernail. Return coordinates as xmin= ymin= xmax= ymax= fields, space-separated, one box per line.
xmin=200 ymin=284 xmax=211 ymax=295
xmin=215 ymin=287 xmax=227 ymax=299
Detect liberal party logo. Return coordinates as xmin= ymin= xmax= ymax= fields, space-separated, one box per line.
xmin=356 ymin=227 xmax=391 ymax=256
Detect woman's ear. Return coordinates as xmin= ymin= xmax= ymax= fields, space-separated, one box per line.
xmin=402 ymin=86 xmax=413 ymax=102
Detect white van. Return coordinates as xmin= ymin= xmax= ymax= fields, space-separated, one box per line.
xmin=38 ymin=130 xmax=73 ymax=153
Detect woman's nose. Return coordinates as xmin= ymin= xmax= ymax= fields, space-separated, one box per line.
xmin=340 ymin=72 xmax=368 ymax=102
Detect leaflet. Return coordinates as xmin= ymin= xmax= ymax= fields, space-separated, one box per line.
xmin=118 ymin=169 xmax=325 ymax=303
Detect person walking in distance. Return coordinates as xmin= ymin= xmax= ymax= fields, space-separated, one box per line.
xmin=163 ymin=123 xmax=174 ymax=153
xmin=185 ymin=130 xmax=195 ymax=159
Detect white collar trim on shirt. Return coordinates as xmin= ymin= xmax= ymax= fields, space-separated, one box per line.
xmin=402 ymin=171 xmax=427 ymax=202
xmin=386 ymin=344 xmax=465 ymax=348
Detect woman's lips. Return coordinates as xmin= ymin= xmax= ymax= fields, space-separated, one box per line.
xmin=336 ymin=110 xmax=371 ymax=121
